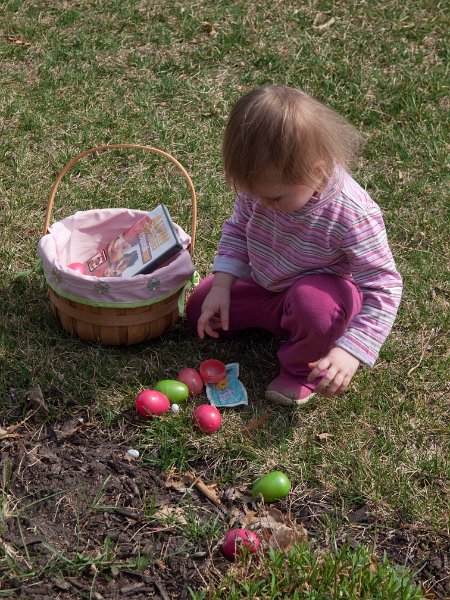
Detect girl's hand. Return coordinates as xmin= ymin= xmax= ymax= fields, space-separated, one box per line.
xmin=197 ymin=286 xmax=231 ymax=339
xmin=307 ymin=347 xmax=360 ymax=396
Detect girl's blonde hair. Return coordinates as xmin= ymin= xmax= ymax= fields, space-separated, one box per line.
xmin=223 ymin=85 xmax=363 ymax=191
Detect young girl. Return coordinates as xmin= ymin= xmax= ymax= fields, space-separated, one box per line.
xmin=186 ymin=85 xmax=403 ymax=406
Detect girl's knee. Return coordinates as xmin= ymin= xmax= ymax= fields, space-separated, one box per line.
xmin=282 ymin=276 xmax=361 ymax=338
xmin=286 ymin=276 xmax=360 ymax=320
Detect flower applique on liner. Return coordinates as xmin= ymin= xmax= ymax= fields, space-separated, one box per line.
xmin=147 ymin=277 xmax=161 ymax=292
xmin=95 ymin=281 xmax=110 ymax=295
xmin=51 ymin=267 xmax=62 ymax=284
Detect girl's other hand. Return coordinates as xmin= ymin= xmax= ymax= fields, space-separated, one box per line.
xmin=307 ymin=347 xmax=360 ymax=396
xmin=197 ymin=286 xmax=231 ymax=339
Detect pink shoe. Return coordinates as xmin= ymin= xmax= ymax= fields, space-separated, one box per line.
xmin=265 ymin=373 xmax=315 ymax=406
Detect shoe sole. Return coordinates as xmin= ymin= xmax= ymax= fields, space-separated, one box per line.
xmin=265 ymin=389 xmax=315 ymax=407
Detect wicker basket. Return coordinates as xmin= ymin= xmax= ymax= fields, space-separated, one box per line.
xmin=41 ymin=144 xmax=197 ymax=345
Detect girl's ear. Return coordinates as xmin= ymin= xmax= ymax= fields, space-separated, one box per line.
xmin=313 ymin=160 xmax=326 ymax=176
xmin=311 ymin=160 xmax=327 ymax=189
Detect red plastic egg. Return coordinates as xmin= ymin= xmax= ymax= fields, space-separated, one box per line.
xmin=67 ymin=262 xmax=88 ymax=275
xmin=221 ymin=528 xmax=260 ymax=561
xmin=199 ymin=359 xmax=226 ymax=384
xmin=177 ymin=368 xmax=204 ymax=396
xmin=192 ymin=404 xmax=222 ymax=433
xmin=135 ymin=390 xmax=170 ymax=417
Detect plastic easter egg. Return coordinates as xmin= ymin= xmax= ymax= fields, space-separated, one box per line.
xmin=67 ymin=262 xmax=88 ymax=275
xmin=199 ymin=359 xmax=226 ymax=384
xmin=177 ymin=368 xmax=204 ymax=396
xmin=155 ymin=380 xmax=189 ymax=403
xmin=221 ymin=528 xmax=260 ymax=562
xmin=192 ymin=404 xmax=222 ymax=433
xmin=135 ymin=390 xmax=170 ymax=417
xmin=252 ymin=471 xmax=291 ymax=503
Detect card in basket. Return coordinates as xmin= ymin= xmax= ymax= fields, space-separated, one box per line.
xmin=85 ymin=204 xmax=182 ymax=278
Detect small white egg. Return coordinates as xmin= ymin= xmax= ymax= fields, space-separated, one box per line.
xmin=171 ymin=403 xmax=180 ymax=413
xmin=126 ymin=449 xmax=140 ymax=459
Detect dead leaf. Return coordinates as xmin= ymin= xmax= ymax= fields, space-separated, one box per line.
xmin=54 ymin=417 xmax=82 ymax=438
xmin=370 ymin=553 xmax=379 ymax=573
xmin=267 ymin=519 xmax=308 ymax=548
xmin=0 ymin=430 xmax=18 ymax=440
xmin=314 ymin=17 xmax=336 ymax=30
xmin=222 ymin=486 xmax=253 ymax=504
xmin=152 ymin=506 xmax=188 ymax=526
xmin=258 ymin=506 xmax=286 ymax=528
xmin=27 ymin=385 xmax=49 ymax=414
xmin=313 ymin=12 xmax=326 ymax=25
xmin=185 ymin=472 xmax=223 ymax=508
xmin=201 ymin=21 xmax=218 ymax=37
xmin=268 ymin=524 xmax=296 ymax=551
xmin=52 ymin=578 xmax=72 ymax=591
xmin=241 ymin=510 xmax=260 ymax=529
xmin=241 ymin=506 xmax=308 ymax=551
xmin=7 ymin=37 xmax=31 ymax=46
xmin=242 ymin=413 xmax=268 ymax=433
xmin=165 ymin=470 xmax=225 ymax=510
xmin=228 ymin=507 xmax=243 ymax=528
xmin=165 ymin=469 xmax=189 ymax=492
xmin=0 ymin=416 xmax=36 ymax=437
xmin=315 ymin=432 xmax=333 ymax=442
xmin=291 ymin=521 xmax=308 ymax=543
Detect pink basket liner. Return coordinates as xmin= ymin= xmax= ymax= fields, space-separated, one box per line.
xmin=37 ymin=208 xmax=195 ymax=307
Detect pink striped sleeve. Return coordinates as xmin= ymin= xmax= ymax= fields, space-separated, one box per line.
xmin=213 ymin=195 xmax=253 ymax=278
xmin=335 ymin=208 xmax=403 ymax=366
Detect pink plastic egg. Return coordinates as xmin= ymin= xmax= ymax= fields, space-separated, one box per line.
xmin=192 ymin=404 xmax=222 ymax=433
xmin=199 ymin=359 xmax=226 ymax=384
xmin=177 ymin=368 xmax=204 ymax=396
xmin=67 ymin=262 xmax=88 ymax=275
xmin=221 ymin=528 xmax=260 ymax=561
xmin=135 ymin=390 xmax=170 ymax=417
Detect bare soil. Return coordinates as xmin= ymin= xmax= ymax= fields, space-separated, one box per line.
xmin=1 ymin=412 xmax=448 ymax=599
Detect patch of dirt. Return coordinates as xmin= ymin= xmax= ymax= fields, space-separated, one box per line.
xmin=0 ymin=413 xmax=225 ymax=599
xmin=1 ymin=414 xmax=448 ymax=599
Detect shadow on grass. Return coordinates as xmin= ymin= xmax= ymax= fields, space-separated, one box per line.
xmin=3 ymin=273 xmax=300 ymax=448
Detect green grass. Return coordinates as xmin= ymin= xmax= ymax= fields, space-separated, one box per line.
xmin=1 ymin=0 xmax=448 ymax=597
xmin=191 ymin=543 xmax=424 ymax=599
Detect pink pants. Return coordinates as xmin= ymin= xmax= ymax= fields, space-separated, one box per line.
xmin=186 ymin=274 xmax=362 ymax=386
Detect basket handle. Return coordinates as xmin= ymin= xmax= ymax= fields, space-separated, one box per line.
xmin=44 ymin=144 xmax=197 ymax=256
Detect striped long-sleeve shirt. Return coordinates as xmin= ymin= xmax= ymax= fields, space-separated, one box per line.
xmin=212 ymin=169 xmax=403 ymax=367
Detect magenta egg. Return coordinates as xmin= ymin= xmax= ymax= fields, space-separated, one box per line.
xmin=199 ymin=359 xmax=226 ymax=384
xmin=192 ymin=404 xmax=222 ymax=433
xmin=67 ymin=262 xmax=88 ymax=275
xmin=135 ymin=390 xmax=170 ymax=417
xmin=177 ymin=368 xmax=204 ymax=396
xmin=221 ymin=528 xmax=260 ymax=561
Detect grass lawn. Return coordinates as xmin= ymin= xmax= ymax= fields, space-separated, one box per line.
xmin=1 ymin=1 xmax=448 ymax=598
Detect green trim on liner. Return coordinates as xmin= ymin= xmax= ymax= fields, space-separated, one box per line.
xmin=178 ymin=271 xmax=200 ymax=316
xmin=46 ymin=276 xmax=196 ymax=309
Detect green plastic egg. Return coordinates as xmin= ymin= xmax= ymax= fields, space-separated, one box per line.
xmin=252 ymin=470 xmax=291 ymax=502
xmin=155 ymin=380 xmax=189 ymax=403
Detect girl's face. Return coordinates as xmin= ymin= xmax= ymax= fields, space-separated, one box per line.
xmin=238 ymin=174 xmax=315 ymax=212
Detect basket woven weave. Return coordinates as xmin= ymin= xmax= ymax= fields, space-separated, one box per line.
xmin=41 ymin=144 xmax=197 ymax=345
